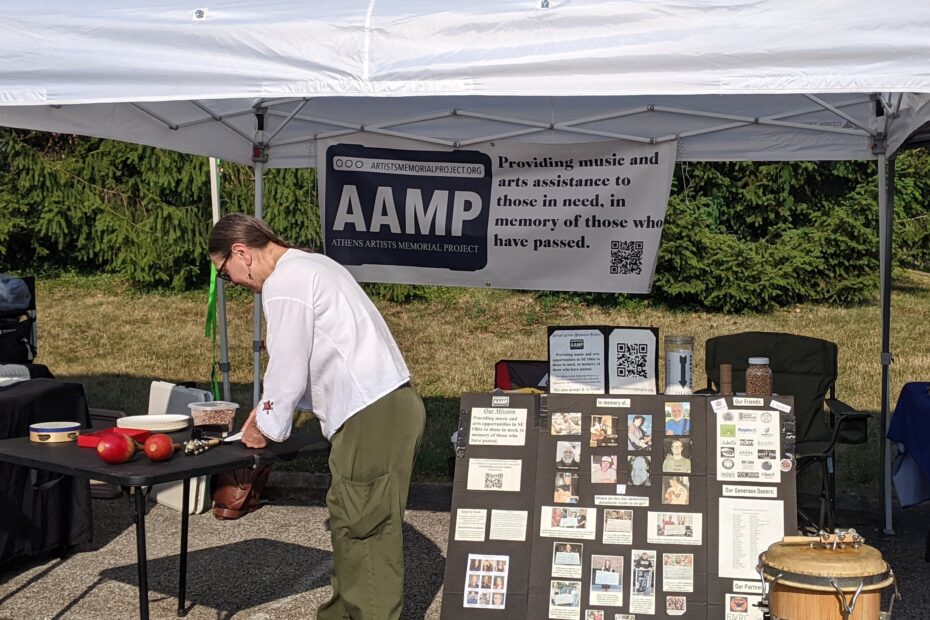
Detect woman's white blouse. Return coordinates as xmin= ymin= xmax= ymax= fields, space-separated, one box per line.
xmin=255 ymin=250 xmax=410 ymax=441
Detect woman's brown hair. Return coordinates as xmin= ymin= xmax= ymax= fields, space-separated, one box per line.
xmin=208 ymin=213 xmax=292 ymax=256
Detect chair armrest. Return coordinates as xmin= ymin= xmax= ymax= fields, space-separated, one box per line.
xmin=825 ymin=398 xmax=867 ymax=419
xmin=825 ymin=398 xmax=870 ymax=445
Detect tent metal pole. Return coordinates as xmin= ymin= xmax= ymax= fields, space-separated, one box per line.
xmin=209 ymin=158 xmax=232 ymax=401
xmin=252 ymin=159 xmax=264 ymax=408
xmin=250 ymin=107 xmax=268 ymax=410
xmin=878 ymin=152 xmax=895 ymax=535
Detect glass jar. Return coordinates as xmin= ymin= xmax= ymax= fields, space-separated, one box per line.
xmin=664 ymin=336 xmax=694 ymax=395
xmin=745 ymin=357 xmax=773 ymax=396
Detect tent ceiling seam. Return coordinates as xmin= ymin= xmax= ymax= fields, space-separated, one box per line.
xmin=362 ymin=0 xmax=377 ymax=82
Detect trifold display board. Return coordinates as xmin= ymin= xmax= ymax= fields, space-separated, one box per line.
xmin=442 ymin=393 xmax=796 ymax=620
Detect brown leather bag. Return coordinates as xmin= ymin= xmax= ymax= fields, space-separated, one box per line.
xmin=211 ymin=465 xmax=272 ymax=520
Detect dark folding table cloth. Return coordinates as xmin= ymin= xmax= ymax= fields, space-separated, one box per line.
xmin=0 ymin=378 xmax=92 ymax=566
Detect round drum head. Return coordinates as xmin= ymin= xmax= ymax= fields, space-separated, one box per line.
xmin=761 ymin=542 xmax=893 ymax=592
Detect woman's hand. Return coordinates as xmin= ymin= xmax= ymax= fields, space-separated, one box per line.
xmin=240 ymin=407 xmax=268 ymax=449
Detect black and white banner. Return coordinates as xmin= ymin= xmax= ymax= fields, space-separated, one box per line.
xmin=318 ymin=138 xmax=676 ymax=293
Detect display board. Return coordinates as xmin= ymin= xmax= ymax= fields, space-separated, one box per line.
xmin=442 ymin=393 xmax=796 ymax=620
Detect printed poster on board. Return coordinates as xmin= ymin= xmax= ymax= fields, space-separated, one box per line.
xmin=317 ymin=137 xmax=676 ymax=293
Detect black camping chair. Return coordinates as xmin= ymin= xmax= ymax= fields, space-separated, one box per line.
xmin=704 ymin=332 xmax=870 ymax=533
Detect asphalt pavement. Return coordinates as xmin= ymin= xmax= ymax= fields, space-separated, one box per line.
xmin=0 ymin=475 xmax=928 ymax=619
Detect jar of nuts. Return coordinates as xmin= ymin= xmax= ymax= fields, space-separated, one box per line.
xmin=188 ymin=401 xmax=240 ymax=433
xmin=745 ymin=357 xmax=773 ymax=396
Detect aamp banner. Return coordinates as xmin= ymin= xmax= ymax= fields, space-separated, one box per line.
xmin=317 ymin=138 xmax=676 ymax=293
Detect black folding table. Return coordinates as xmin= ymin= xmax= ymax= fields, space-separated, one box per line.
xmin=0 ymin=429 xmax=326 ymax=620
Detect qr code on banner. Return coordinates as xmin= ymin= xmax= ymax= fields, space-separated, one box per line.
xmin=610 ymin=240 xmax=644 ymax=275
xmin=485 ymin=473 xmax=504 ymax=489
xmin=616 ymin=342 xmax=649 ymax=378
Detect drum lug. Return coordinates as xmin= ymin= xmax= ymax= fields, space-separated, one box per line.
xmin=880 ymin=567 xmax=901 ymax=620
xmin=830 ymin=578 xmax=864 ymax=620
xmin=754 ymin=557 xmax=776 ymax=617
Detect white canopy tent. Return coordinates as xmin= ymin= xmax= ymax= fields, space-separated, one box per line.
xmin=2 ymin=0 xmax=929 ymax=535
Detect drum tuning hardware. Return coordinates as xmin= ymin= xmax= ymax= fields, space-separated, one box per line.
xmin=816 ymin=528 xmax=863 ymax=549
xmin=184 ymin=438 xmax=221 ymax=455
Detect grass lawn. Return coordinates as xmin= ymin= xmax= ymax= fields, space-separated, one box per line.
xmin=32 ymin=269 xmax=930 ymax=491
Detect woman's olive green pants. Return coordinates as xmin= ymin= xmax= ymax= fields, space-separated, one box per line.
xmin=316 ymin=386 xmax=425 ymax=620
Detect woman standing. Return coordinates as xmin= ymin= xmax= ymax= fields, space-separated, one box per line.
xmin=209 ymin=214 xmax=424 ymax=620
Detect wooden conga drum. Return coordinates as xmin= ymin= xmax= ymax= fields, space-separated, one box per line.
xmin=758 ymin=537 xmax=896 ymax=620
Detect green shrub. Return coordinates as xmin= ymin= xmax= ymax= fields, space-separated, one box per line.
xmin=1 ymin=129 xmax=927 ymax=312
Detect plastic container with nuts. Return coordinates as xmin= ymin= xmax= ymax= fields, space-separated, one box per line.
xmin=745 ymin=357 xmax=773 ymax=396
xmin=188 ymin=401 xmax=239 ymax=433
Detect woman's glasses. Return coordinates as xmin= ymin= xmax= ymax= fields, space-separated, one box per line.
xmin=216 ymin=253 xmax=232 ymax=282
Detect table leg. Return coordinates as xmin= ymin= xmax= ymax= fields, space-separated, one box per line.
xmin=178 ymin=477 xmax=190 ymax=616
xmin=132 ymin=488 xmax=150 ymax=620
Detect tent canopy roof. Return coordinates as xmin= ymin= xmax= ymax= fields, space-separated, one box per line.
xmin=2 ymin=0 xmax=930 ymax=166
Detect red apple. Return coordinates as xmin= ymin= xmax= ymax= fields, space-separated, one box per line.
xmin=144 ymin=433 xmax=179 ymax=462
xmin=97 ymin=431 xmax=139 ymax=464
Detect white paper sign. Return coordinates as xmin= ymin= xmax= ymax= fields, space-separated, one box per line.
xmin=466 ymin=458 xmax=522 ymax=492
xmin=602 ymin=509 xmax=634 ymax=545
xmin=541 ymin=506 xmax=597 ymax=540
xmin=595 ymin=495 xmax=650 ymax=507
xmin=722 ymin=485 xmax=778 ymax=498
xmin=490 ymin=509 xmax=528 ymax=541
xmin=608 ymin=328 xmax=658 ymax=394
xmin=469 ymin=407 xmax=527 ymax=445
xmin=732 ymin=580 xmax=764 ymax=594
xmin=662 ymin=553 xmax=694 ymax=592
xmin=552 ymin=542 xmax=584 ymax=579
xmin=725 ymin=593 xmax=763 ymax=620
xmin=718 ymin=498 xmax=785 ymax=579
xmin=716 ymin=409 xmax=781 ymax=483
xmin=769 ymin=399 xmax=792 ymax=413
xmin=549 ymin=580 xmax=582 ymax=619
xmin=647 ymin=512 xmax=703 ymax=545
xmin=596 ymin=397 xmax=631 ymax=408
xmin=454 ymin=508 xmax=487 ymax=541
xmin=549 ymin=329 xmax=605 ymax=393
xmin=630 ymin=549 xmax=657 ymax=614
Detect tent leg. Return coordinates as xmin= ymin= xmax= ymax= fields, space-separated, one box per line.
xmin=878 ymin=153 xmax=894 ymax=535
xmin=209 ymin=158 xmax=232 ymax=402
xmin=252 ymin=160 xmax=264 ymax=408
